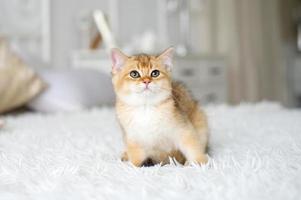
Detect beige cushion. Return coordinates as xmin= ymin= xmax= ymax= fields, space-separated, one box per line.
xmin=0 ymin=38 xmax=46 ymax=113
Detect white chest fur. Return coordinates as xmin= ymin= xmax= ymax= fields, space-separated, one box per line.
xmin=119 ymin=105 xmax=176 ymax=151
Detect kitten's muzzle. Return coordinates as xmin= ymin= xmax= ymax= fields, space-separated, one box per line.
xmin=142 ymin=77 xmax=151 ymax=88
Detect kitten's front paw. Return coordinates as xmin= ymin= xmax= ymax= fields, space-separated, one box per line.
xmin=186 ymin=155 xmax=208 ymax=166
xmin=196 ymin=155 xmax=208 ymax=165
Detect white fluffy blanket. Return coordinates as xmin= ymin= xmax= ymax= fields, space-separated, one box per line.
xmin=0 ymin=103 xmax=300 ymax=200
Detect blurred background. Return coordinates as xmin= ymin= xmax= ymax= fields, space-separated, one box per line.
xmin=1 ymin=0 xmax=301 ymax=114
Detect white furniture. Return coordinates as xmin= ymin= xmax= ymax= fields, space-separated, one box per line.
xmin=72 ymin=50 xmax=227 ymax=104
xmin=292 ymin=57 xmax=301 ymax=106
xmin=0 ymin=0 xmax=50 ymax=63
xmin=173 ymin=56 xmax=227 ymax=104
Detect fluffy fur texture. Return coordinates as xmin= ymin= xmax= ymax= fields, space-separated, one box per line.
xmin=0 ymin=103 xmax=300 ymax=199
xmin=111 ymin=48 xmax=208 ymax=166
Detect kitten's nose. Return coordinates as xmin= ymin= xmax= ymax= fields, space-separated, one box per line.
xmin=143 ymin=78 xmax=151 ymax=85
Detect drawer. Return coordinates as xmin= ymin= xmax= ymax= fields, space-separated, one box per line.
xmin=179 ymin=79 xmax=226 ymax=90
xmin=172 ymin=59 xmax=226 ymax=84
xmin=293 ymin=58 xmax=301 ymax=94
xmin=189 ymin=85 xmax=227 ymax=104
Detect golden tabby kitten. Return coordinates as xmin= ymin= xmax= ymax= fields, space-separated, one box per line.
xmin=111 ymin=47 xmax=208 ymax=167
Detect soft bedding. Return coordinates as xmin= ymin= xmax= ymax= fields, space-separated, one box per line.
xmin=0 ymin=38 xmax=46 ymax=114
xmin=0 ymin=103 xmax=300 ymax=200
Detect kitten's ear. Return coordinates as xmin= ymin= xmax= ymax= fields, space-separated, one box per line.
xmin=111 ymin=48 xmax=128 ymax=74
xmin=157 ymin=47 xmax=174 ymax=70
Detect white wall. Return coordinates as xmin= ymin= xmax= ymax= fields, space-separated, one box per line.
xmin=50 ymin=0 xmax=109 ymax=68
xmin=49 ymin=0 xmax=210 ymax=68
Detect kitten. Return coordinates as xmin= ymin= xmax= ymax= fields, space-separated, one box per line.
xmin=111 ymin=47 xmax=208 ymax=167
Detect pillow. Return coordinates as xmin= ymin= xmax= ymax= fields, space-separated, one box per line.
xmin=28 ymin=68 xmax=115 ymax=113
xmin=0 ymin=38 xmax=46 ymax=114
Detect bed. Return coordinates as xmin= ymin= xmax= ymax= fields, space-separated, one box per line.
xmin=0 ymin=103 xmax=300 ymax=200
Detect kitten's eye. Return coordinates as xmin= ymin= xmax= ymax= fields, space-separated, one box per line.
xmin=130 ymin=70 xmax=140 ymax=78
xmin=151 ymin=70 xmax=160 ymax=78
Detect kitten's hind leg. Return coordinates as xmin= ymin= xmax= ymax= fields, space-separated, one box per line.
xmin=168 ymin=150 xmax=186 ymax=165
xmin=178 ymin=130 xmax=208 ymax=165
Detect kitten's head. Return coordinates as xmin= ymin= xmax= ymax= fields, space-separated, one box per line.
xmin=111 ymin=47 xmax=174 ymax=105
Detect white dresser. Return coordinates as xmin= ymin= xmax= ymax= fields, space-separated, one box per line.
xmin=72 ymin=51 xmax=228 ymax=105
xmin=292 ymin=57 xmax=301 ymax=107
xmin=173 ymin=56 xmax=227 ymax=104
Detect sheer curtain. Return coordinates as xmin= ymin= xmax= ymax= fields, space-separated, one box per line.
xmin=215 ymin=0 xmax=288 ymax=105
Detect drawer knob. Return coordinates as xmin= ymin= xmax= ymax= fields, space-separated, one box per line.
xmin=209 ymin=66 xmax=221 ymax=76
xmin=205 ymin=93 xmax=217 ymax=102
xmin=181 ymin=68 xmax=194 ymax=76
